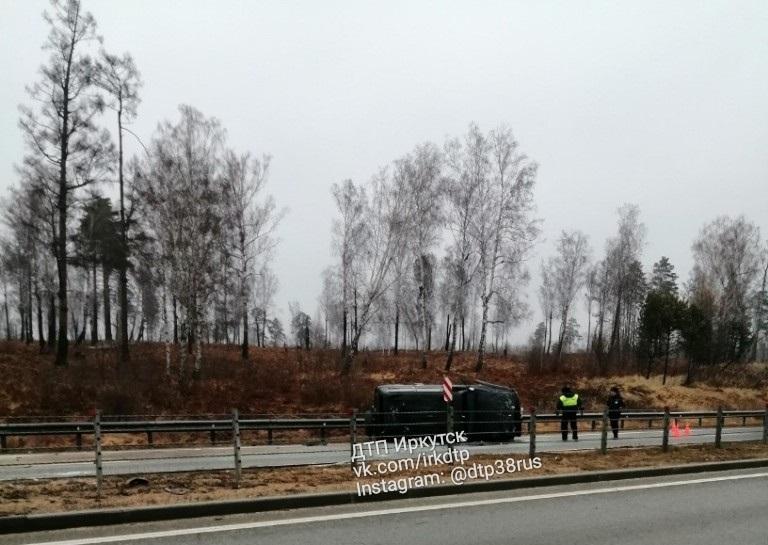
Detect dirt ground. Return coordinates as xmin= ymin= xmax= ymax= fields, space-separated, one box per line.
xmin=2 ymin=442 xmax=766 ymax=517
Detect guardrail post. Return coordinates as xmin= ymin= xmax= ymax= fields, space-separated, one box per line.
xmin=76 ymin=426 xmax=82 ymax=451
xmin=446 ymin=405 xmax=454 ymax=435
xmin=600 ymin=409 xmax=608 ymax=455
xmin=763 ymin=404 xmax=767 ymax=445
xmin=146 ymin=431 xmax=153 ymax=447
xmin=267 ymin=428 xmax=273 ymax=445
xmin=350 ymin=410 xmax=357 ymax=470
xmin=210 ymin=427 xmax=216 ymax=445
xmin=232 ymin=409 xmax=242 ymax=488
xmin=591 ymin=419 xmax=596 ymax=431
xmin=698 ymin=417 xmax=703 ymax=426
xmin=94 ymin=410 xmax=103 ymax=499
xmin=0 ymin=433 xmax=6 ymax=453
xmin=320 ymin=422 xmax=327 ymax=446
xmin=715 ymin=406 xmax=723 ymax=448
xmin=528 ymin=407 xmax=536 ymax=458
xmin=662 ymin=407 xmax=670 ymax=452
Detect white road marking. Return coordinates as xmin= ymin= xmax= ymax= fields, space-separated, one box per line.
xmin=23 ymin=471 xmax=768 ymax=545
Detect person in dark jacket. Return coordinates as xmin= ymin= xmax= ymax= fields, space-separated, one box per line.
xmin=607 ymin=386 xmax=624 ymax=439
xmin=556 ymin=385 xmax=583 ymax=440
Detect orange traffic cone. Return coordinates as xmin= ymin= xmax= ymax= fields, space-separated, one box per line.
xmin=684 ymin=422 xmax=691 ymax=436
xmin=671 ymin=420 xmax=681 ymax=438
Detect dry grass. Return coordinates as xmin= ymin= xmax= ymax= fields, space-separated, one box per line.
xmin=0 ymin=341 xmax=765 ymax=419
xmin=576 ymin=374 xmax=768 ymax=411
xmin=1 ymin=442 xmax=766 ymax=516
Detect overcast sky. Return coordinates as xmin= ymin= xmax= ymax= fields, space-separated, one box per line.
xmin=1 ymin=0 xmax=767 ymax=342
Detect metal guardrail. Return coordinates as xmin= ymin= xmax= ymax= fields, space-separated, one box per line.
xmin=0 ymin=407 xmax=766 ymax=492
xmin=1 ymin=408 xmax=766 ymax=451
xmin=0 ymin=416 xmax=354 ymax=451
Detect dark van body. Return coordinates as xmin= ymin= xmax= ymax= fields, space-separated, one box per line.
xmin=364 ymin=381 xmax=522 ymax=442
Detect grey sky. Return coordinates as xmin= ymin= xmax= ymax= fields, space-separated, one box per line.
xmin=1 ymin=0 xmax=767 ymax=342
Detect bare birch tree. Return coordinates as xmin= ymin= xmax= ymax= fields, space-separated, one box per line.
xmin=605 ymin=204 xmax=646 ymax=364
xmin=443 ymin=124 xmax=487 ymax=369
xmin=222 ymin=151 xmax=281 ymax=360
xmin=331 ymin=179 xmax=368 ymax=367
xmin=139 ymin=105 xmax=225 ymax=376
xmin=471 ymin=126 xmax=539 ymax=371
xmin=332 ymin=172 xmax=411 ymax=373
xmin=392 ymin=143 xmax=443 ymax=367
xmin=551 ymin=230 xmax=591 ymax=365
xmin=537 ymin=261 xmax=556 ymax=367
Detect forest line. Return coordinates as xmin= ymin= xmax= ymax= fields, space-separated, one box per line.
xmin=1 ymin=1 xmax=766 ymax=382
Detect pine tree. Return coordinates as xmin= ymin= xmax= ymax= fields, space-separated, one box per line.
xmin=650 ymin=256 xmax=678 ymax=296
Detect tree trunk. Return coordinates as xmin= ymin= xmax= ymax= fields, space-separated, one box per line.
xmin=54 ymin=60 xmax=71 ymax=366
xmin=417 ymin=257 xmax=429 ymax=369
xmin=18 ymin=304 xmax=25 ymax=343
xmin=444 ymin=314 xmax=450 ymax=351
xmin=4 ymin=289 xmax=11 ymax=341
xmin=47 ymin=294 xmax=55 ymax=347
xmin=475 ymin=294 xmax=492 ymax=371
xmin=129 ymin=314 xmax=136 ymax=341
xmin=684 ymin=357 xmax=695 ymax=386
xmin=586 ymin=299 xmax=592 ymax=353
xmin=102 ymin=266 xmax=112 ymax=341
xmin=90 ymin=262 xmax=98 ymax=345
xmin=117 ymin=106 xmax=130 ymax=368
xmin=662 ymin=330 xmax=671 ymax=385
xmin=222 ymin=265 xmax=229 ymax=345
xmin=595 ymin=303 xmax=606 ymax=372
xmin=608 ymin=293 xmax=622 ymax=359
xmin=555 ymin=305 xmax=570 ymax=366
xmin=172 ymin=296 xmax=178 ymax=344
xmin=546 ymin=310 xmax=553 ymax=355
xmin=35 ymin=284 xmax=44 ymax=350
xmin=445 ymin=323 xmax=456 ymax=371
xmin=26 ymin=261 xmax=33 ymax=343
xmin=194 ymin=321 xmax=202 ymax=375
xmin=241 ymin=300 xmax=249 ymax=361
xmin=162 ymin=284 xmax=171 ymax=376
xmin=262 ymin=312 xmax=267 ymax=347
xmin=353 ymin=289 xmax=358 ymax=355
xmin=393 ymin=306 xmax=399 ymax=355
xmin=179 ymin=320 xmax=187 ymax=378
xmin=344 ymin=327 xmax=363 ymax=374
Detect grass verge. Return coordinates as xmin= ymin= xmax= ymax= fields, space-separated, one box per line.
xmin=1 ymin=441 xmax=767 ymax=516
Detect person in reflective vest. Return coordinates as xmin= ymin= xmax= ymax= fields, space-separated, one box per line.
xmin=556 ymin=385 xmax=583 ymax=440
xmin=607 ymin=386 xmax=625 ymax=439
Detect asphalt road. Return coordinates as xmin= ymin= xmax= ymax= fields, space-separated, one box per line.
xmin=0 ymin=426 xmax=762 ymax=481
xmin=5 ymin=468 xmax=768 ymax=545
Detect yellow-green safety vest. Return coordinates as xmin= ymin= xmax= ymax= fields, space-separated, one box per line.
xmin=560 ymin=394 xmax=579 ymax=407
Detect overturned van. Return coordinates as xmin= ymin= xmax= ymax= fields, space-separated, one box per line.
xmin=364 ymin=381 xmax=522 ymax=442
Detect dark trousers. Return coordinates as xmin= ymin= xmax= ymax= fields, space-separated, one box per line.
xmin=609 ymin=411 xmax=621 ymax=438
xmin=561 ymin=412 xmax=578 ymax=440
